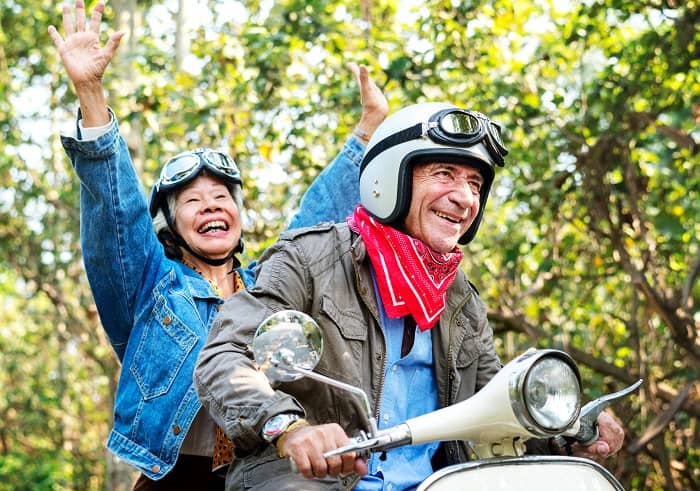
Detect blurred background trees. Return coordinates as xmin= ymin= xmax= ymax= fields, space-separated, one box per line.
xmin=0 ymin=0 xmax=697 ymax=489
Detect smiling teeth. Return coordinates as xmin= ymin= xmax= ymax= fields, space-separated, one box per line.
xmin=435 ymin=211 xmax=460 ymax=223
xmin=198 ymin=220 xmax=227 ymax=233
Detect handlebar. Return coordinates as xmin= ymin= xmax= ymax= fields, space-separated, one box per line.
xmin=323 ymin=424 xmax=412 ymax=459
xmin=557 ymin=379 xmax=643 ymax=448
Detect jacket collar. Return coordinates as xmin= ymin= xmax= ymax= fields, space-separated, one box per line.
xmin=177 ymin=261 xmax=229 ymax=301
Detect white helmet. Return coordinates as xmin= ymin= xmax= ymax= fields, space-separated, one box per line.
xmin=359 ymin=102 xmax=507 ymax=244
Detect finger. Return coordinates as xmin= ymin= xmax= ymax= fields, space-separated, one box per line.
xmin=603 ymin=429 xmax=623 ymax=453
xmin=323 ymin=448 xmax=355 ymax=477
xmin=309 ymin=453 xmax=329 ymax=478
xmin=340 ymin=452 xmax=357 ymax=475
xmin=75 ymin=0 xmax=87 ymax=32
xmin=359 ymin=64 xmax=369 ymax=84
xmin=580 ymin=441 xmax=609 ymax=458
xmin=324 ymin=453 xmax=344 ymax=477
xmin=329 ymin=427 xmax=356 ymax=476
xmin=62 ymin=4 xmax=75 ymax=36
xmin=89 ymin=1 xmax=105 ymax=34
xmin=361 ymin=69 xmax=384 ymax=108
xmin=104 ymin=31 xmax=125 ymax=58
xmin=598 ymin=412 xmax=624 ymax=452
xmin=347 ymin=62 xmax=360 ymax=83
xmin=47 ymin=25 xmax=64 ymax=47
xmin=356 ymin=65 xmax=372 ymax=107
xmin=354 ymin=456 xmax=368 ymax=476
xmin=292 ymin=452 xmax=314 ymax=479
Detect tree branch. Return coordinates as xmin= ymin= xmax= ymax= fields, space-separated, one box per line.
xmin=682 ymin=249 xmax=700 ymax=308
xmin=489 ymin=310 xmax=700 ymax=419
xmin=627 ymin=383 xmax=692 ymax=454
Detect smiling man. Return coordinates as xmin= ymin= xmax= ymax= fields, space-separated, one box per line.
xmin=194 ymin=102 xmax=625 ymax=491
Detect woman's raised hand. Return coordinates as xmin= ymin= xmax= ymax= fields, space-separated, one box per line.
xmin=48 ymin=0 xmax=123 ymax=125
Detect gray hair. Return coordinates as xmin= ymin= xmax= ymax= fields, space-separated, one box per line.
xmin=152 ymin=192 xmax=177 ymax=234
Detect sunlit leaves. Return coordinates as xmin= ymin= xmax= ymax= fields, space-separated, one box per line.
xmin=2 ymin=0 xmax=697 ymax=488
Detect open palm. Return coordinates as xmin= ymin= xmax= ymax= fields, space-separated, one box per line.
xmin=48 ymin=0 xmax=122 ymax=89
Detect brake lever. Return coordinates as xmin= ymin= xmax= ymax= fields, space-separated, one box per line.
xmin=323 ymin=434 xmax=377 ymax=459
xmin=323 ymin=423 xmax=412 ymax=459
xmin=558 ymin=379 xmax=642 ymax=448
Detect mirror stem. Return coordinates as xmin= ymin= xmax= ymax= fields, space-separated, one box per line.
xmin=285 ymin=365 xmax=379 ymax=437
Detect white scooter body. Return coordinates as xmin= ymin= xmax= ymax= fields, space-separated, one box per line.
xmin=420 ymin=456 xmax=624 ymax=490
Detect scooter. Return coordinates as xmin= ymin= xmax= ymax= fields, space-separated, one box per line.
xmin=252 ymin=309 xmax=642 ymax=491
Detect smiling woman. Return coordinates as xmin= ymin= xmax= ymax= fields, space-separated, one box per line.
xmin=48 ymin=0 xmax=389 ymax=488
xmin=163 ymin=168 xmax=243 ymax=297
xmin=149 ymin=148 xmax=246 ymax=299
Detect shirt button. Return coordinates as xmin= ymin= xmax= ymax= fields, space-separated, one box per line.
xmin=151 ymin=464 xmax=161 ymax=474
xmin=173 ymin=425 xmax=181 ymax=435
xmin=163 ymin=316 xmax=171 ymax=325
xmin=383 ymin=414 xmax=390 ymax=422
xmin=391 ymin=365 xmax=397 ymax=372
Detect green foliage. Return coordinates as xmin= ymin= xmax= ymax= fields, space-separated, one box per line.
xmin=1 ymin=0 xmax=697 ymax=489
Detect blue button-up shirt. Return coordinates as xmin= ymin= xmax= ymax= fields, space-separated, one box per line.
xmin=355 ymin=272 xmax=440 ymax=490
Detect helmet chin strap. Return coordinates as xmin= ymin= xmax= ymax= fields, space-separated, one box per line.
xmin=160 ymin=205 xmax=242 ymax=270
xmin=175 ymin=233 xmax=239 ymax=267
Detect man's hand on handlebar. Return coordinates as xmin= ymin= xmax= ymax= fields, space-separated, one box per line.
xmin=277 ymin=423 xmax=368 ymax=478
xmin=573 ymin=411 xmax=625 ymax=459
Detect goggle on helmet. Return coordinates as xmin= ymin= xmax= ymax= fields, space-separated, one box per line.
xmin=359 ymin=102 xmax=508 ymax=244
xmin=149 ymin=147 xmax=243 ymax=218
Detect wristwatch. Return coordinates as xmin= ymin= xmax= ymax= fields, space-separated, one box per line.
xmin=261 ymin=413 xmax=301 ymax=443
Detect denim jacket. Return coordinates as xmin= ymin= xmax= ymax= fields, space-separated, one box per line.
xmin=60 ymin=111 xmax=364 ymax=479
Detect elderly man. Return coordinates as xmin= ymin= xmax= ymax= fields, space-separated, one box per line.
xmin=194 ymin=102 xmax=624 ymax=490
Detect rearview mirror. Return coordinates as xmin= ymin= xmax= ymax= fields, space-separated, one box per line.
xmin=252 ymin=309 xmax=323 ymax=382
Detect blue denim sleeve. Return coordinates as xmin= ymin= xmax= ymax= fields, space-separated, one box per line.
xmin=241 ymin=137 xmax=364 ymax=278
xmin=287 ymin=136 xmax=364 ymax=229
xmin=61 ymin=110 xmax=163 ymax=357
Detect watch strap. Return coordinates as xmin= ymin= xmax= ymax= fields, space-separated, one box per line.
xmin=275 ymin=419 xmax=311 ymax=458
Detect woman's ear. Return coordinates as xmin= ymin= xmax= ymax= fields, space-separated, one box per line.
xmin=157 ymin=230 xmax=183 ymax=260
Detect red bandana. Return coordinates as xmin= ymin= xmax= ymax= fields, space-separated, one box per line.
xmin=348 ymin=205 xmax=464 ymax=331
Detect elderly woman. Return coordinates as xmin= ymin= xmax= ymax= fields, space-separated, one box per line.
xmin=49 ymin=1 xmax=388 ymax=488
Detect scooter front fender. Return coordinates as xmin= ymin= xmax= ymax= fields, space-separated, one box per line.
xmin=418 ymin=455 xmax=625 ymax=491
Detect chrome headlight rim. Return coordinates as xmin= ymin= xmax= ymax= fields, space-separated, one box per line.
xmin=508 ymin=349 xmax=582 ymax=437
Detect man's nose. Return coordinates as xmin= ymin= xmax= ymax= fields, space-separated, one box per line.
xmin=449 ymin=181 xmax=479 ymax=208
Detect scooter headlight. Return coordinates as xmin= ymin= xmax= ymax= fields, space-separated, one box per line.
xmin=511 ymin=350 xmax=581 ymax=436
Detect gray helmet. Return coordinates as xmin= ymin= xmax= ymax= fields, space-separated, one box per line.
xmin=359 ymin=102 xmax=507 ymax=244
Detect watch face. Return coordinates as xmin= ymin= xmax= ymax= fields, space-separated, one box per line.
xmin=262 ymin=414 xmax=299 ymax=442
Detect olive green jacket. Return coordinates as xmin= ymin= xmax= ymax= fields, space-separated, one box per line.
xmin=194 ymin=221 xmax=502 ymax=489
